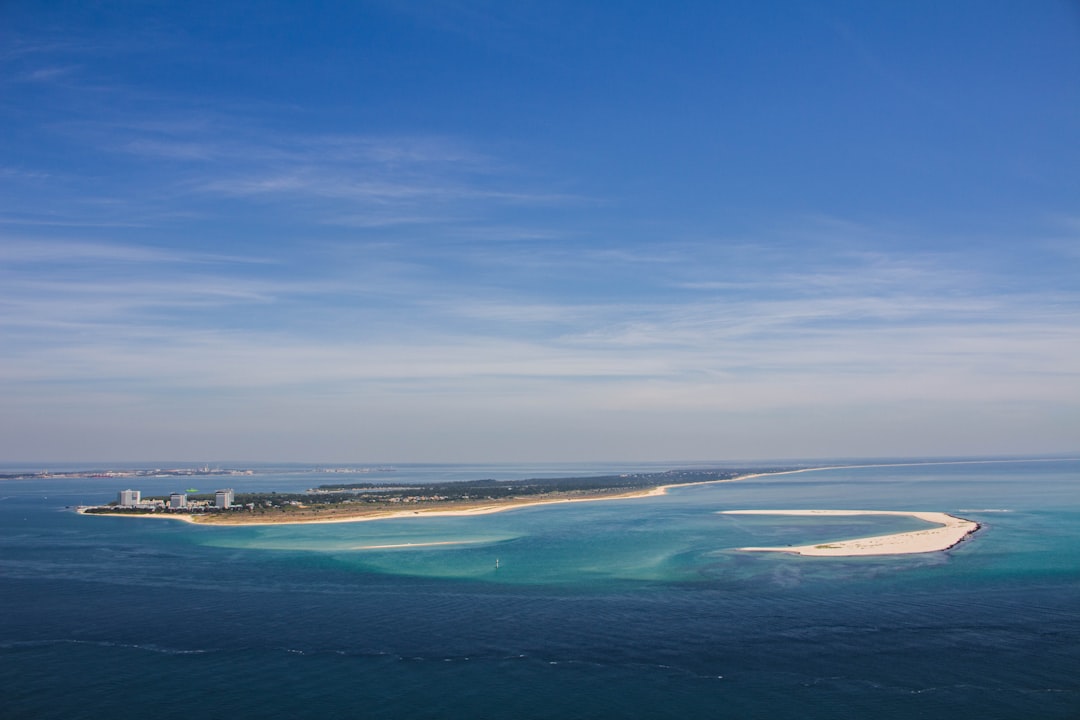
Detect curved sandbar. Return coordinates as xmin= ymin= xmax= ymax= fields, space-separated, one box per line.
xmin=721 ymin=510 xmax=980 ymax=556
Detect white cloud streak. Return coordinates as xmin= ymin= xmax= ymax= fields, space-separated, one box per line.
xmin=2 ymin=235 xmax=1077 ymax=419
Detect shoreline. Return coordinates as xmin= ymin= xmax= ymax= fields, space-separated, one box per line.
xmin=77 ymin=460 xmax=1002 ymax=529
xmin=721 ymin=509 xmax=981 ymax=556
xmin=76 ymin=484 xmax=675 ymax=527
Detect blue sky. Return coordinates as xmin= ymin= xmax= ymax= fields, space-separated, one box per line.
xmin=2 ymin=1 xmax=1078 ymax=463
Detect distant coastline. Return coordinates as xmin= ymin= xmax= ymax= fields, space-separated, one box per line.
xmin=76 ymin=467 xmax=776 ymax=526
xmin=82 ymin=485 xmax=680 ymax=526
xmin=71 ymin=462 xmax=1009 ymax=552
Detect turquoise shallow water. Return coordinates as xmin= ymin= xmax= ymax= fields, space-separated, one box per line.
xmin=1 ymin=459 xmax=1078 ymax=718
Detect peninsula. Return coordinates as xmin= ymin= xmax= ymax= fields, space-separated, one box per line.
xmin=79 ymin=467 xmax=780 ymax=525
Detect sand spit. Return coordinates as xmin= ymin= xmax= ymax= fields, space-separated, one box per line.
xmin=722 ymin=509 xmax=980 ymax=556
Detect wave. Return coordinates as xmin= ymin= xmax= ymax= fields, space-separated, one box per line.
xmin=0 ymin=638 xmax=214 ymax=655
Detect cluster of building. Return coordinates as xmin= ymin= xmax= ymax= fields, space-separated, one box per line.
xmin=117 ymin=488 xmax=235 ymax=511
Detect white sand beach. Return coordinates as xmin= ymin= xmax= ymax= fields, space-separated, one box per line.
xmin=721 ymin=509 xmax=980 ymax=556
xmin=235 ymin=486 xmax=671 ymax=525
xmin=76 ymin=507 xmax=198 ymax=523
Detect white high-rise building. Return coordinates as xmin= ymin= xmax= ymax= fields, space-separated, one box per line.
xmin=169 ymin=492 xmax=187 ymax=509
xmin=215 ymin=489 xmax=234 ymax=509
xmin=118 ymin=489 xmax=140 ymax=507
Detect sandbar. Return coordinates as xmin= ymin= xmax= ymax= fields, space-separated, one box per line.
xmin=349 ymin=540 xmax=485 ymax=550
xmin=721 ymin=509 xmax=980 ymax=556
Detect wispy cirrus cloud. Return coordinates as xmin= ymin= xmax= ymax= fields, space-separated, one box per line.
xmin=3 ymin=229 xmax=1077 ymax=400
xmin=21 ymin=65 xmax=81 ymax=82
xmin=3 ymin=35 xmax=580 ymax=234
xmin=23 ymin=113 xmax=579 ymax=231
xmin=2 ymin=216 xmax=1078 ymax=462
xmin=0 ymin=238 xmax=277 ymax=266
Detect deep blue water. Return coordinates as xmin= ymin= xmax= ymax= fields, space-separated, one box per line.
xmin=2 ymin=459 xmax=1078 ymax=719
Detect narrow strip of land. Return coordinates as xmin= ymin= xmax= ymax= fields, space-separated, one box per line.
xmin=76 ymin=482 xmax=683 ymax=526
xmin=721 ymin=509 xmax=980 ymax=556
xmin=205 ymin=484 xmax=673 ymax=526
xmin=77 ymin=461 xmax=1003 ymax=529
xmin=78 ymin=468 xmax=751 ymax=526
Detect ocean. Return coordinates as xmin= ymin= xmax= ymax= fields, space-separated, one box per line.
xmin=1 ymin=459 xmax=1077 ymax=719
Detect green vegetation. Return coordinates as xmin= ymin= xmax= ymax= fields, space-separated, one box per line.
xmin=311 ymin=468 xmax=774 ymax=501
xmin=82 ymin=506 xmax=156 ymax=515
xmin=80 ymin=467 xmax=801 ymax=523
